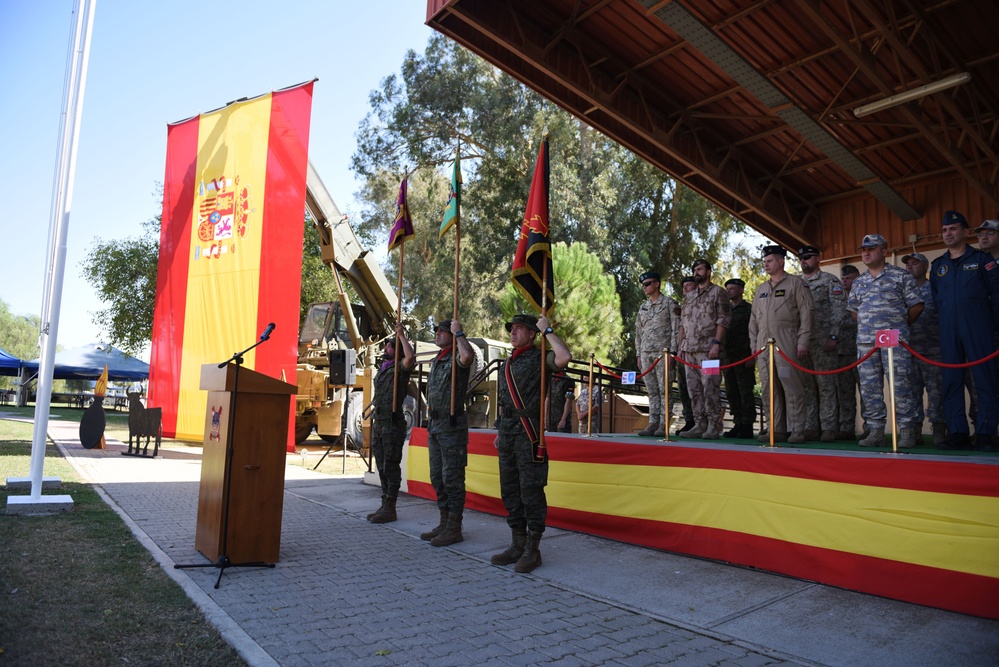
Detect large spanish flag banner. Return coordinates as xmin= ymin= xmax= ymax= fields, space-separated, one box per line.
xmin=149 ymin=81 xmax=315 ymax=443
xmin=408 ymin=430 xmax=999 ymax=619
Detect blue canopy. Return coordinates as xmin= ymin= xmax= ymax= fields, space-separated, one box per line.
xmin=0 ymin=347 xmax=22 ymax=376
xmin=23 ymin=343 xmax=149 ymax=381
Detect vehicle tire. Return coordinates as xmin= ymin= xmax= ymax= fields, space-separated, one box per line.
xmin=294 ymin=422 xmax=313 ymax=444
xmin=403 ymin=395 xmax=417 ymax=438
xmin=345 ymin=391 xmax=364 ymax=451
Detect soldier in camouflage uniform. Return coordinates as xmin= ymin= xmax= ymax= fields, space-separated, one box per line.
xmin=748 ymin=246 xmax=814 ymax=444
xmin=902 ymin=253 xmax=946 ymax=446
xmin=846 ymin=234 xmax=924 ymax=448
xmin=722 ymin=278 xmax=756 ymax=438
xmin=491 ymin=313 xmax=571 ymax=574
xmin=367 ymin=322 xmax=415 ymax=524
xmin=420 ymin=319 xmax=475 ymax=546
xmin=836 ymin=265 xmax=860 ymax=439
xmin=634 ymin=271 xmax=679 ymax=437
xmin=798 ymin=245 xmax=849 ymax=442
xmin=547 ymin=371 xmax=575 ymax=433
xmin=677 ymin=260 xmax=732 ymax=439
xmin=674 ymin=277 xmax=697 ymax=432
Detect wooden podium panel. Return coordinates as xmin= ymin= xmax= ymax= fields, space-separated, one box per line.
xmin=195 ymin=363 xmax=296 ymax=564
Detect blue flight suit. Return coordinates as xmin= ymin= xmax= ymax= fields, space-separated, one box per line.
xmin=929 ymin=247 xmax=999 ymax=437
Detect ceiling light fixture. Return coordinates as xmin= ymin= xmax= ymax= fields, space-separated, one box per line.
xmin=853 ymin=72 xmax=971 ymax=117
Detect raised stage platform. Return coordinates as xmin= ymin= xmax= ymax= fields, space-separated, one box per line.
xmin=405 ymin=428 xmax=999 ymax=620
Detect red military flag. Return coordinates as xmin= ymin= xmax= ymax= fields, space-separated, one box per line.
xmin=149 ymin=80 xmax=315 ymax=444
xmin=387 ymin=177 xmax=414 ymax=251
xmin=512 ymin=138 xmax=554 ymax=311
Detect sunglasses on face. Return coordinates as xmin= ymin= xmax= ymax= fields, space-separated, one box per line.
xmin=642 ymin=281 xmax=655 ymax=288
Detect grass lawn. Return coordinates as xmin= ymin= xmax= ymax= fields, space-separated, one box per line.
xmin=0 ymin=410 xmax=246 ymax=667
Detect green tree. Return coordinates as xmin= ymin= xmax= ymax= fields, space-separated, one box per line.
xmin=353 ymin=35 xmax=751 ymax=363
xmin=498 ymin=242 xmax=622 ymax=363
xmin=80 ymin=217 xmax=160 ymax=356
xmin=0 ymin=299 xmax=40 ymax=389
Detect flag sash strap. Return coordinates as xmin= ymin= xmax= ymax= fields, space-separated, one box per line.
xmin=504 ymin=358 xmax=546 ymax=462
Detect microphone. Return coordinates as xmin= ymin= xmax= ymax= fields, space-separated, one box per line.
xmin=260 ymin=322 xmax=276 ymax=341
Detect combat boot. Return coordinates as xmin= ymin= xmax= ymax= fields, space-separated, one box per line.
xmin=859 ymin=429 xmax=885 ymax=448
xmin=701 ymin=428 xmax=721 ymax=440
xmin=974 ymin=435 xmax=995 ymax=452
xmin=369 ymin=495 xmax=397 ymax=523
xmin=787 ymin=432 xmax=806 ymax=444
xmin=897 ymin=427 xmax=918 ymax=448
xmin=654 ymin=423 xmax=667 ymax=437
xmin=420 ymin=508 xmax=450 ymax=541
xmin=430 ymin=511 xmax=463 ymax=546
xmin=514 ymin=531 xmax=543 ymax=573
xmin=684 ymin=422 xmax=706 ymax=438
xmin=803 ymin=430 xmax=821 ymax=441
xmin=366 ymin=495 xmax=386 ymax=521
xmin=820 ymin=430 xmax=836 ymax=442
xmin=637 ymin=422 xmax=658 ymax=436
xmin=491 ymin=527 xmax=527 ymax=565
xmin=931 ymin=423 xmax=947 ymax=447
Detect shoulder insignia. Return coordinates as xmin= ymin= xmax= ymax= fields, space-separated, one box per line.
xmin=831 ymin=284 xmax=843 ymax=296
xmin=987 ymin=261 xmax=996 ymax=271
xmin=937 ymin=264 xmax=949 ymax=277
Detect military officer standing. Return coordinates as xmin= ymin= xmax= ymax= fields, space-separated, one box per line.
xmin=748 ymin=246 xmax=814 ymax=443
xmin=634 ymin=271 xmax=678 ymax=437
xmin=847 ymin=234 xmax=923 ymax=448
xmin=836 ymin=266 xmax=861 ymax=439
xmin=676 ymin=260 xmax=731 ymax=439
xmin=722 ymin=278 xmax=756 ymax=438
xmin=420 ymin=319 xmax=475 ymax=546
xmin=931 ymin=211 xmax=999 ymax=451
xmin=367 ymin=322 xmax=415 ymax=524
xmin=798 ymin=245 xmax=848 ymax=442
xmin=977 ymin=219 xmax=999 ymax=261
xmin=491 ymin=314 xmax=571 ymax=573
xmin=902 ymin=253 xmax=946 ymax=446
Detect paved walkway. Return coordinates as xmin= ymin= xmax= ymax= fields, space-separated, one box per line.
xmin=37 ymin=421 xmax=999 ymax=666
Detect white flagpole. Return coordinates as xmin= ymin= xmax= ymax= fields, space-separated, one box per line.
xmin=9 ymin=0 xmax=97 ymax=513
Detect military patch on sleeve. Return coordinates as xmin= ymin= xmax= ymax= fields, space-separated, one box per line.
xmin=937 ymin=264 xmax=949 ymax=277
xmin=831 ymin=284 xmax=843 ymax=296
xmin=987 ymin=261 xmax=996 ymax=271
xmin=775 ymin=289 xmax=786 ymax=297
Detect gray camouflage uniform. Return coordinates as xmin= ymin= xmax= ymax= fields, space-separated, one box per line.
xmin=803 ymin=271 xmax=848 ymax=434
xmin=909 ymin=280 xmax=944 ymax=427
xmin=837 ymin=293 xmax=860 ymax=434
xmin=680 ymin=284 xmax=732 ymax=430
xmin=427 ymin=346 xmax=472 ymax=516
xmin=635 ymin=295 xmax=679 ymax=428
xmin=846 ymin=264 xmax=923 ymax=430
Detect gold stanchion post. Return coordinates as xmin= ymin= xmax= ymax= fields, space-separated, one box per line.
xmin=887 ymin=345 xmax=898 ymax=453
xmin=586 ymin=354 xmax=595 ymax=437
xmin=767 ymin=338 xmax=776 ymax=448
xmin=662 ymin=348 xmax=670 ymax=442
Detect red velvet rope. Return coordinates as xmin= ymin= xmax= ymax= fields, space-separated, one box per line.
xmin=899 ymin=340 xmax=999 ymax=369
xmin=775 ymin=346 xmax=877 ymax=375
xmin=671 ymin=347 xmax=765 ymax=370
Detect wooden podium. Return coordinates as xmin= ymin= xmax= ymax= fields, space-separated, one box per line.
xmin=195 ymin=363 xmax=296 ymax=564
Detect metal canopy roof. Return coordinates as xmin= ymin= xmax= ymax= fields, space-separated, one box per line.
xmin=426 ymin=0 xmax=999 ymax=252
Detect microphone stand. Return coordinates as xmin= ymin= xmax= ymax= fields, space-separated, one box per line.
xmin=175 ymin=326 xmax=276 ymax=589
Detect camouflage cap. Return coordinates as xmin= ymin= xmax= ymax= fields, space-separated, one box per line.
xmin=505 ymin=313 xmax=539 ymax=333
xmin=901 ymin=252 xmax=928 ymax=265
xmin=841 ymin=264 xmax=860 ymax=276
xmin=976 ymin=219 xmax=999 ymax=233
xmin=858 ymin=233 xmax=888 ymax=249
xmin=434 ymin=319 xmax=453 ymax=332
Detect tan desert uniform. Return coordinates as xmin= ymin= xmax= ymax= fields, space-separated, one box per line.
xmin=802 ymin=270 xmax=848 ymax=434
xmin=748 ymin=274 xmax=814 ymax=435
xmin=635 ymin=295 xmax=678 ymax=429
xmin=680 ymin=284 xmax=731 ymax=431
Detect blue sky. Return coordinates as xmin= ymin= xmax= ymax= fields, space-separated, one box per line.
xmin=0 ymin=0 xmax=434 ymax=352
